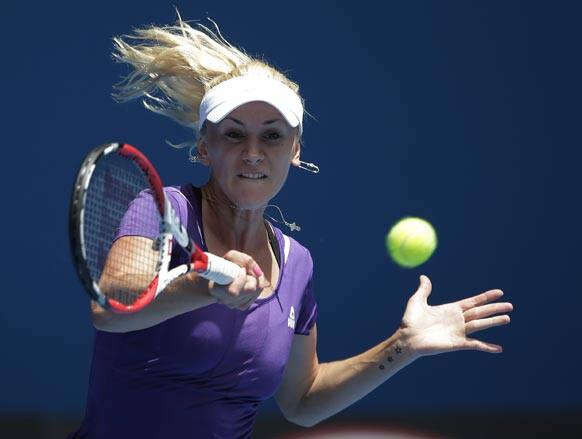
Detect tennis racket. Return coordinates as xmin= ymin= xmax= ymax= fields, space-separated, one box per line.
xmin=69 ymin=142 xmax=242 ymax=313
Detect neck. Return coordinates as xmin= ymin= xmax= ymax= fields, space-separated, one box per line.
xmin=200 ymin=181 xmax=269 ymax=253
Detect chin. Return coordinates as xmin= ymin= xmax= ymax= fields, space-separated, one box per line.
xmin=212 ymin=173 xmax=287 ymax=210
xmin=226 ymin=189 xmax=267 ymax=210
xmin=236 ymin=201 xmax=268 ymax=211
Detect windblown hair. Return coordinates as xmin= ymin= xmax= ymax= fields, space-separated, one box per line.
xmin=111 ymin=12 xmax=304 ymax=152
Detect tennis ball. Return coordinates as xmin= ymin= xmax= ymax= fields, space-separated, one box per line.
xmin=386 ymin=217 xmax=437 ymax=268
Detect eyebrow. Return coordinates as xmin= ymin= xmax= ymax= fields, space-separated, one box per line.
xmin=225 ymin=117 xmax=282 ymax=125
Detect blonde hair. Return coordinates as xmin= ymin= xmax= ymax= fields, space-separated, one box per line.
xmin=111 ymin=12 xmax=304 ymax=153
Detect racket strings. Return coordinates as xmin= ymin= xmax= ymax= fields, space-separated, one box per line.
xmin=83 ymin=153 xmax=161 ymax=306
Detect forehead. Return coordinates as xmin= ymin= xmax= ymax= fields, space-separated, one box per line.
xmin=223 ymin=101 xmax=286 ymax=124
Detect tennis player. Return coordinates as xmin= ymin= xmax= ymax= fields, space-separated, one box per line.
xmin=68 ymin=15 xmax=513 ymax=439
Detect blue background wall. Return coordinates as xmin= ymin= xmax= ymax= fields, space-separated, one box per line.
xmin=1 ymin=0 xmax=580 ymax=418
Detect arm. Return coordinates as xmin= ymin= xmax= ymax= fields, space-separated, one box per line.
xmin=275 ymin=324 xmax=416 ymax=428
xmin=92 ymin=237 xmax=269 ymax=333
xmin=276 ymin=275 xmax=513 ymax=427
xmin=92 ymin=236 xmax=217 ymax=333
xmin=91 ymin=274 xmax=217 ymax=333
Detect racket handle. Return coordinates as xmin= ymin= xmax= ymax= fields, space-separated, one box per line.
xmin=199 ymin=253 xmax=243 ymax=285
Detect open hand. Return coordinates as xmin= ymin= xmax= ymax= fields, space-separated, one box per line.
xmin=400 ymin=275 xmax=513 ymax=357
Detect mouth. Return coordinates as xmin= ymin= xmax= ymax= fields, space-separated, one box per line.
xmin=237 ymin=173 xmax=268 ymax=180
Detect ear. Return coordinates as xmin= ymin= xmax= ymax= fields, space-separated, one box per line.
xmin=290 ymin=139 xmax=301 ymax=167
xmin=195 ymin=138 xmax=211 ymax=167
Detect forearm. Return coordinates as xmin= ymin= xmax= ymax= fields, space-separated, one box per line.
xmin=92 ymin=273 xmax=217 ymax=333
xmin=293 ymin=328 xmax=418 ymax=427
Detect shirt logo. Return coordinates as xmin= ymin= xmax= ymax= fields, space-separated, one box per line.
xmin=288 ymin=306 xmax=296 ymax=330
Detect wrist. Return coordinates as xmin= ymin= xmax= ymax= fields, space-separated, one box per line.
xmin=165 ymin=273 xmax=217 ymax=309
xmin=393 ymin=326 xmax=424 ymax=362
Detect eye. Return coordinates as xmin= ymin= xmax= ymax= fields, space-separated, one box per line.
xmin=225 ymin=131 xmax=244 ymax=140
xmin=265 ymin=131 xmax=282 ymax=141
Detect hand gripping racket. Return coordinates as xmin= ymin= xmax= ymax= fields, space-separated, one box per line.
xmin=69 ymin=142 xmax=242 ymax=313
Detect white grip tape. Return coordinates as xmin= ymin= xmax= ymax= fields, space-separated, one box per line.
xmin=201 ymin=253 xmax=243 ymax=285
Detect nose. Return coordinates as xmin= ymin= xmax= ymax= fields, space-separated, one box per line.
xmin=242 ymin=140 xmax=264 ymax=165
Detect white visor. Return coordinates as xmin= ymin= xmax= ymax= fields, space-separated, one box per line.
xmin=198 ymin=75 xmax=303 ymax=135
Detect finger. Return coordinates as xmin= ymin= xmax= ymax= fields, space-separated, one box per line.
xmin=223 ymin=249 xmax=248 ymax=264
xmin=222 ymin=270 xmax=247 ymax=301
xmin=224 ymin=250 xmax=261 ymax=276
xmin=465 ymin=315 xmax=511 ymax=335
xmin=411 ymin=275 xmax=432 ymax=303
xmin=258 ymin=275 xmax=270 ymax=289
xmin=251 ymin=264 xmax=263 ymax=277
xmin=238 ymin=254 xmax=262 ymax=278
xmin=220 ymin=276 xmax=250 ymax=309
xmin=457 ymin=289 xmax=504 ymax=312
xmin=464 ymin=302 xmax=514 ymax=322
xmin=463 ymin=338 xmax=503 ymax=353
xmin=241 ymin=275 xmax=259 ymax=294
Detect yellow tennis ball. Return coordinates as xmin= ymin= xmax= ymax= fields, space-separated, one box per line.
xmin=386 ymin=217 xmax=437 ymax=268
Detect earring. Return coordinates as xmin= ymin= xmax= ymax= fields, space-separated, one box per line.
xmin=298 ymin=160 xmax=320 ymax=174
xmin=189 ymin=154 xmax=204 ymax=164
xmin=188 ymin=144 xmax=206 ymax=164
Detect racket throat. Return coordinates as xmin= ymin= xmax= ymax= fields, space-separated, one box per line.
xmin=191 ymin=249 xmax=209 ymax=273
xmin=162 ymin=200 xmax=189 ymax=248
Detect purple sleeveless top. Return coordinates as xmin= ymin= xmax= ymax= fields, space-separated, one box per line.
xmin=68 ymin=184 xmax=317 ymax=439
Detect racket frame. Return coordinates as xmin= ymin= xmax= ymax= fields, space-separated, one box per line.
xmin=70 ymin=142 xmax=175 ymax=313
xmin=70 ymin=142 xmax=240 ymax=314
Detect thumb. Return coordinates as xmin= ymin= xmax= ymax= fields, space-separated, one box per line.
xmin=416 ymin=274 xmax=432 ymax=302
xmin=251 ymin=264 xmax=270 ymax=289
xmin=242 ymin=258 xmax=263 ymax=278
xmin=259 ymin=276 xmax=271 ymax=289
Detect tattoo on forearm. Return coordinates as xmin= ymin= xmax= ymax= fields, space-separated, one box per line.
xmin=378 ymin=345 xmax=404 ymax=369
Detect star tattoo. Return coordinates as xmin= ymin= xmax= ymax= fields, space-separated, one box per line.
xmin=387 ymin=356 xmax=393 ymax=362
xmin=395 ymin=346 xmax=402 ymax=354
